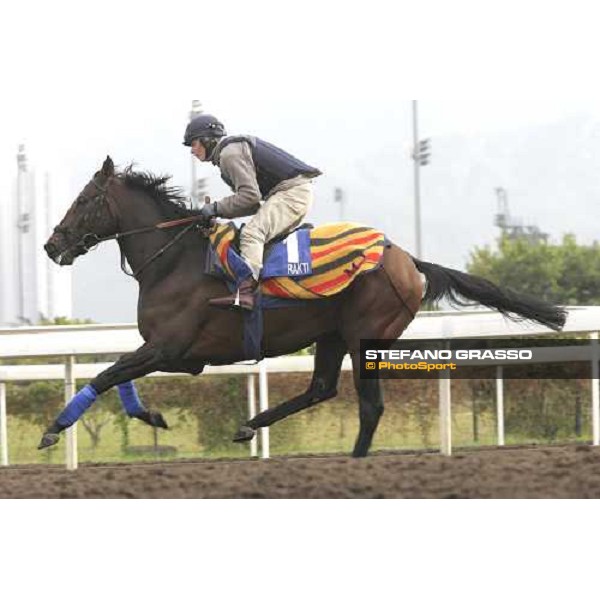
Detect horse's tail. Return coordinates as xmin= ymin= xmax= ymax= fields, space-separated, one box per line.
xmin=412 ymin=257 xmax=567 ymax=331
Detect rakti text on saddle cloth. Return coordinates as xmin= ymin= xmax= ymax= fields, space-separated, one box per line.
xmin=261 ymin=229 xmax=312 ymax=278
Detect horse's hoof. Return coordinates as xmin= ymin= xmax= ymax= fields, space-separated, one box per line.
xmin=233 ymin=426 xmax=255 ymax=443
xmin=149 ymin=411 xmax=169 ymax=429
xmin=38 ymin=433 xmax=60 ymax=450
xmin=134 ymin=410 xmax=169 ymax=429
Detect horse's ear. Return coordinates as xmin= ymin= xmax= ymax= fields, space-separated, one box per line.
xmin=101 ymin=155 xmax=115 ymax=177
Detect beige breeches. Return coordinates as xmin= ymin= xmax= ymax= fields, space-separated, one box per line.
xmin=240 ymin=181 xmax=314 ymax=279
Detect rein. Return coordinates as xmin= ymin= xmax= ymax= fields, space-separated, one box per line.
xmin=62 ymin=177 xmax=212 ymax=279
xmin=93 ymin=214 xmax=208 ymax=245
xmin=119 ymin=220 xmax=201 ymax=279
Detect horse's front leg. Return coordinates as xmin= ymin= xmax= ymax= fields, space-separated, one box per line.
xmin=38 ymin=343 xmax=168 ymax=450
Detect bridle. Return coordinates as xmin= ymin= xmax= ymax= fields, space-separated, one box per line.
xmin=54 ymin=176 xmax=213 ymax=279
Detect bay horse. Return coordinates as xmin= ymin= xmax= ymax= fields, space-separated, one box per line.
xmin=40 ymin=157 xmax=567 ymax=457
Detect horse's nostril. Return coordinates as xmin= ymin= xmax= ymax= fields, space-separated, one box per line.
xmin=44 ymin=241 xmax=62 ymax=262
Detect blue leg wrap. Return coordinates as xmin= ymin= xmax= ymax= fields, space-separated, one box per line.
xmin=56 ymin=384 xmax=98 ymax=428
xmin=118 ymin=381 xmax=145 ymax=417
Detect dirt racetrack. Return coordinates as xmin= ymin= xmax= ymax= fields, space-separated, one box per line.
xmin=2 ymin=444 xmax=600 ymax=498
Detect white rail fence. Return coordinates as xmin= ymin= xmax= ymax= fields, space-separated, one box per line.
xmin=1 ymin=306 xmax=600 ymax=469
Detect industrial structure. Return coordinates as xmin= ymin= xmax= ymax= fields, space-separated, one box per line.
xmin=0 ymin=145 xmax=72 ymax=326
xmin=494 ymin=187 xmax=548 ymax=244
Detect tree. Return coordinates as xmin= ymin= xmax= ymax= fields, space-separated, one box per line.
xmin=467 ymin=233 xmax=600 ymax=305
xmin=38 ymin=316 xmax=94 ymax=326
xmin=81 ymin=410 xmax=113 ymax=453
xmin=9 ymin=381 xmax=63 ymax=429
xmin=467 ymin=233 xmax=597 ymax=441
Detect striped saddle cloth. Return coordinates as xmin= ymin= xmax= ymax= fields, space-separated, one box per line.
xmin=207 ymin=222 xmax=387 ymax=300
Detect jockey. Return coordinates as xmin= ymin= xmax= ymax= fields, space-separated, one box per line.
xmin=183 ymin=114 xmax=322 ymax=311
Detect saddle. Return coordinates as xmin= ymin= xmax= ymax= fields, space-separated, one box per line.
xmin=206 ymin=221 xmax=388 ymax=300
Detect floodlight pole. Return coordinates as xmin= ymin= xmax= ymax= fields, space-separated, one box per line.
xmin=334 ymin=187 xmax=345 ymax=220
xmin=412 ymin=100 xmax=422 ymax=259
xmin=189 ymin=100 xmax=203 ymax=210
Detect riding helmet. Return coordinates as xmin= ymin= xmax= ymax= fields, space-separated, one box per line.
xmin=183 ymin=114 xmax=227 ymax=146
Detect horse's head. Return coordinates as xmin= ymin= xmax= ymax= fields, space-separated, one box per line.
xmin=45 ymin=156 xmax=119 ymax=266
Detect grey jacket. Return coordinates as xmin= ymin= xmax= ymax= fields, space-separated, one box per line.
xmin=213 ymin=139 xmax=310 ymax=219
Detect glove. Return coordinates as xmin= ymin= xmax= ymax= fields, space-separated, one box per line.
xmin=199 ymin=202 xmax=218 ymax=219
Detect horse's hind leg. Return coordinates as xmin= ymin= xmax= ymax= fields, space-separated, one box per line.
xmin=350 ymin=352 xmax=384 ymax=458
xmin=339 ymin=246 xmax=421 ymax=457
xmin=233 ymin=333 xmax=347 ymax=442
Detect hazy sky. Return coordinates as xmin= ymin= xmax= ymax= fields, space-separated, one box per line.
xmin=2 ymin=0 xmax=600 ymax=322
xmin=3 ymin=0 xmax=598 ymax=155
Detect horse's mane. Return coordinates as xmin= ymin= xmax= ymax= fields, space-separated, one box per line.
xmin=117 ymin=165 xmax=197 ymax=218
